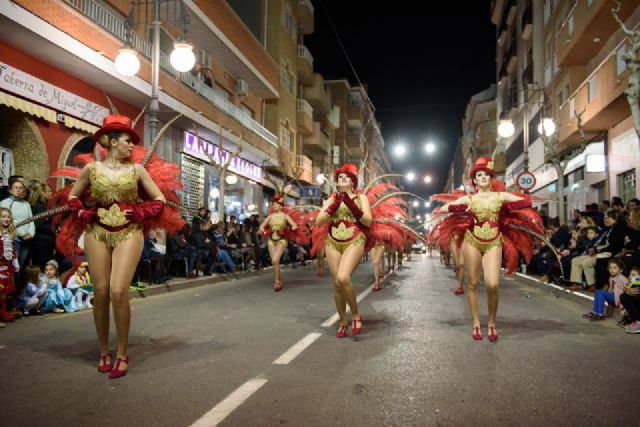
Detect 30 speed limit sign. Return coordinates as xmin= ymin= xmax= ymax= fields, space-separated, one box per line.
xmin=516 ymin=171 xmax=536 ymax=191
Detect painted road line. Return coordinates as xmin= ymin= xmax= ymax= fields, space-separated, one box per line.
xmin=190 ymin=378 xmax=269 ymax=427
xmin=273 ymin=332 xmax=322 ymax=365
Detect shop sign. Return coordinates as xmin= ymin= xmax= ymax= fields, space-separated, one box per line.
xmin=183 ymin=132 xmax=263 ymax=183
xmin=0 ymin=61 xmax=109 ymax=125
xmin=300 ymin=187 xmax=320 ymax=198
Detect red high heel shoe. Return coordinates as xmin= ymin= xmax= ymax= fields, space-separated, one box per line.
xmin=336 ymin=323 xmax=348 ymax=338
xmin=98 ymin=353 xmax=112 ymax=373
xmin=273 ymin=281 xmax=283 ymax=292
xmin=108 ymin=356 xmax=129 ymax=379
xmin=472 ymin=326 xmax=483 ymax=340
xmin=454 ymin=287 xmax=464 ymax=296
xmin=351 ymin=316 xmax=363 ymax=336
xmin=487 ymin=326 xmax=498 ymax=342
xmin=372 ymin=283 xmax=382 ymax=292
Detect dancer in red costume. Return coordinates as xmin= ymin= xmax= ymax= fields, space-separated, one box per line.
xmin=258 ymin=194 xmax=309 ymax=292
xmin=49 ymin=114 xmax=184 ymax=378
xmin=308 ymin=165 xmax=414 ymax=337
xmin=437 ymin=157 xmax=544 ymax=342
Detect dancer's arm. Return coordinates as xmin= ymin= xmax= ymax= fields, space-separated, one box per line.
xmin=500 ymin=192 xmax=525 ymax=203
xmin=285 ymin=215 xmax=298 ymax=231
xmin=68 ymin=164 xmax=92 ymax=200
xmin=258 ymin=215 xmax=270 ymax=234
xmin=441 ymin=195 xmax=469 ymax=212
xmin=357 ymin=194 xmax=373 ymax=227
xmin=316 ymin=194 xmax=342 ymax=227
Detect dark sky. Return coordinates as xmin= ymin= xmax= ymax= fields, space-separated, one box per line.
xmin=305 ymin=1 xmax=496 ymax=200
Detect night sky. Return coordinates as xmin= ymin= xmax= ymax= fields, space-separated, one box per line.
xmin=305 ymin=1 xmax=496 ymax=200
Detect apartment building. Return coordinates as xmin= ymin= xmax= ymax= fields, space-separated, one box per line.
xmin=492 ymin=0 xmax=640 ymax=218
xmin=0 ymin=0 xmax=281 ymax=219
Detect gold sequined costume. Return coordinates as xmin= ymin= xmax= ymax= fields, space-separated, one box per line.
xmin=87 ymin=163 xmax=142 ymax=248
xmin=326 ymin=195 xmax=366 ymax=253
xmin=463 ymin=194 xmax=503 ymax=254
xmin=267 ymin=214 xmax=289 ymax=248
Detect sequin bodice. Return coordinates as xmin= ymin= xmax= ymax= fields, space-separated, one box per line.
xmin=90 ymin=163 xmax=138 ymax=205
xmin=468 ymin=194 xmax=502 ymax=222
xmin=269 ymin=214 xmax=287 ymax=231
xmin=330 ymin=196 xmax=362 ymax=224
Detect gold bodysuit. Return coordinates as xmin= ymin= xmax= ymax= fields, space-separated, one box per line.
xmin=88 ymin=162 xmax=142 ymax=248
xmin=268 ymin=214 xmax=288 ymax=248
xmin=326 ymin=195 xmax=366 ymax=253
xmin=463 ymin=194 xmax=503 ymax=254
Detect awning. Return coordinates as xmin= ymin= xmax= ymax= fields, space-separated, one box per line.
xmin=62 ymin=114 xmax=99 ymax=134
xmin=0 ymin=90 xmax=56 ymax=123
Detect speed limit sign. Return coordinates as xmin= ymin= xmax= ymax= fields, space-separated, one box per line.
xmin=516 ymin=171 xmax=536 ymax=191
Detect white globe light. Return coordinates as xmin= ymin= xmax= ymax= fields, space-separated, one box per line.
xmin=538 ymin=117 xmax=556 ymax=137
xmin=412 ymin=200 xmax=419 ymax=207
xmin=393 ymin=144 xmax=407 ymax=157
xmin=425 ymin=143 xmax=436 ymax=154
xmin=416 ymin=215 xmax=421 ymax=220
xmin=425 ymin=201 xmax=431 ymax=207
xmin=170 ymin=42 xmax=196 ymax=72
xmin=497 ymin=119 xmax=515 ymax=138
xmin=225 ymin=174 xmax=238 ymax=185
xmin=406 ymin=171 xmax=416 ymax=181
xmin=316 ymin=173 xmax=326 ymax=184
xmin=115 ymin=48 xmax=140 ymax=76
xmin=423 ymin=175 xmax=432 ymax=184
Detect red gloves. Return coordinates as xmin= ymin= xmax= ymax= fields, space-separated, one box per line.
xmin=325 ymin=193 xmax=343 ymax=216
xmin=503 ymin=199 xmax=532 ymax=212
xmin=126 ymin=200 xmax=165 ymax=223
xmin=341 ymin=192 xmax=364 ymax=220
xmin=68 ymin=198 xmax=97 ymax=224
xmin=448 ymin=204 xmax=468 ymax=213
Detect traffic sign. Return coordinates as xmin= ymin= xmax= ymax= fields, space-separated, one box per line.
xmin=516 ymin=171 xmax=536 ymax=191
xmin=300 ymin=187 xmax=320 ymax=198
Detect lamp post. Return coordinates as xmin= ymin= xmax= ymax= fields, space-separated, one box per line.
xmin=114 ymin=0 xmax=196 ymax=144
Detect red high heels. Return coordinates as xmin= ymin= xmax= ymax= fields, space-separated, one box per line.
xmin=372 ymin=283 xmax=382 ymax=292
xmin=336 ymin=323 xmax=348 ymax=338
xmin=351 ymin=316 xmax=363 ymax=336
xmin=488 ymin=326 xmax=498 ymax=342
xmin=108 ymin=356 xmax=129 ymax=379
xmin=454 ymin=287 xmax=465 ymax=296
xmin=98 ymin=353 xmax=112 ymax=373
xmin=273 ymin=281 xmax=283 ymax=292
xmin=472 ymin=326 xmax=483 ymax=340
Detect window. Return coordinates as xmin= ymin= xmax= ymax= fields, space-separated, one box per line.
xmin=569 ymin=98 xmax=575 ymax=119
xmin=281 ymin=1 xmax=296 ymax=40
xmin=617 ymin=45 xmax=628 ymax=75
xmin=280 ymin=122 xmax=291 ymax=151
xmin=588 ymin=77 xmax=597 ymax=102
xmin=280 ymin=62 xmax=294 ymax=95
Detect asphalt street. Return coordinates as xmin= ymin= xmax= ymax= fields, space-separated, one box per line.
xmin=1 ymin=254 xmax=639 ymax=427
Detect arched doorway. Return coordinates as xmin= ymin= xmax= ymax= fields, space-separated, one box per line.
xmin=0 ymin=105 xmax=49 ymax=183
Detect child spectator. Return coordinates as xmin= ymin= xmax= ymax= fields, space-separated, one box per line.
xmin=620 ymin=266 xmax=640 ymax=333
xmin=583 ymin=258 xmax=628 ymax=321
xmin=0 ymin=207 xmax=19 ymax=325
xmin=66 ymin=261 xmax=94 ymax=309
xmin=17 ymin=265 xmax=47 ymax=315
xmin=567 ymin=227 xmax=601 ymax=289
xmin=42 ymin=260 xmax=77 ymax=313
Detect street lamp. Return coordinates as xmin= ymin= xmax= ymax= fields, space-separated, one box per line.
xmin=225 ymin=174 xmax=238 ymax=185
xmin=425 ymin=201 xmax=431 ymax=208
xmin=423 ymin=175 xmax=432 ymax=184
xmin=412 ymin=200 xmax=419 ymax=207
xmin=406 ymin=171 xmax=416 ymax=181
xmin=425 ymin=142 xmax=436 ymax=154
xmin=316 ymin=173 xmax=326 ymax=184
xmin=393 ymin=144 xmax=407 ymax=158
xmin=538 ymin=117 xmax=556 ymax=137
xmin=114 ymin=0 xmax=195 ymax=143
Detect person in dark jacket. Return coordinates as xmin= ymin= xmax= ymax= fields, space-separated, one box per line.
xmin=593 ymin=211 xmax=629 ymax=290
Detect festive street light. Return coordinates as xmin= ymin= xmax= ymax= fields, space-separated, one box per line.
xmin=425 ymin=142 xmax=436 ymax=154
xmin=316 ymin=173 xmax=326 ymax=184
xmin=425 ymin=201 xmax=431 ymax=208
xmin=406 ymin=171 xmax=416 ymax=181
xmin=497 ymin=118 xmax=515 ymax=138
xmin=412 ymin=200 xmax=419 ymax=207
xmin=393 ymin=144 xmax=407 ymax=158
xmin=538 ymin=117 xmax=557 ymax=137
xmin=114 ymin=48 xmax=140 ymax=76
xmin=423 ymin=175 xmax=432 ymax=184
xmin=169 ymin=42 xmax=196 ymax=72
xmin=225 ymin=174 xmax=238 ymax=185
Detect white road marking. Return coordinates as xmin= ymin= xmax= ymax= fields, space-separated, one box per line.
xmin=273 ymin=332 xmax=322 ymax=365
xmin=189 ymin=378 xmax=268 ymax=427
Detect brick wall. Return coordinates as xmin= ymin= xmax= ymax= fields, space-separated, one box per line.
xmin=0 ymin=107 xmax=49 ymax=183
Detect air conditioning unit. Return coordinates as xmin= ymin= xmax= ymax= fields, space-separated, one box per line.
xmin=235 ymin=78 xmax=248 ymax=96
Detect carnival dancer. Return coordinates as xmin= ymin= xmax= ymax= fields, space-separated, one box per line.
xmin=0 ymin=207 xmax=19 ymax=324
xmin=51 ymin=113 xmax=184 ymax=378
xmin=258 ymin=194 xmax=309 ymax=292
xmin=438 ymin=157 xmax=543 ymax=341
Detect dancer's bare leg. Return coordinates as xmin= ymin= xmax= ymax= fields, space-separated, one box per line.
xmin=336 ymin=244 xmax=365 ymax=320
xmin=481 ymin=246 xmax=502 ymax=329
xmin=462 ymin=242 xmax=483 ymax=329
xmin=326 ymin=245 xmax=347 ymax=325
xmin=84 ymin=233 xmax=112 ymax=359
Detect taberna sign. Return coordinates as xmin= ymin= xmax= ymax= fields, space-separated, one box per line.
xmin=0 ymin=61 xmax=109 ymax=125
xmin=183 ymin=131 xmax=263 ymax=183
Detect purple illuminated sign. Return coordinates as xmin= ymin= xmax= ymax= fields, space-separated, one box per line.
xmin=183 ymin=132 xmax=263 ymax=183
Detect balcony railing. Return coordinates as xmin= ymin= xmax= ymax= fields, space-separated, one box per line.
xmin=297 ymin=45 xmax=314 ymax=66
xmin=296 ymin=98 xmax=313 ymax=115
xmin=298 ymin=0 xmax=314 ymax=14
xmin=63 ymin=0 xmax=277 ymax=147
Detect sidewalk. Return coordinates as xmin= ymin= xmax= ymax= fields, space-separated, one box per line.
xmin=511 ymin=271 xmax=595 ymax=302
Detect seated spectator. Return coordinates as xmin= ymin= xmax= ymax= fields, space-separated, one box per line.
xmin=169 ymin=225 xmax=198 ymax=278
xmin=621 ymin=266 xmax=640 ymax=333
xmin=0 ymin=179 xmax=35 ymax=274
xmin=583 ymin=258 xmax=628 ymax=321
xmin=227 ymin=222 xmax=257 ymax=270
xmin=593 ymin=211 xmax=629 ymax=290
xmin=533 ymin=221 xmax=570 ymax=283
xmin=28 ymin=182 xmax=54 ymax=270
xmin=211 ymin=222 xmax=236 ymax=273
xmin=570 ymin=209 xmax=583 ymax=229
xmin=569 ymin=227 xmax=604 ymax=290
xmin=563 ymin=227 xmax=599 ymax=286
xmin=16 ymin=265 xmax=47 ymax=315
xmin=42 ymin=260 xmax=77 ymax=313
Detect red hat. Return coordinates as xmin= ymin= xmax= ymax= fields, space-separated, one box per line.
xmin=334 ymin=163 xmax=358 ymax=188
xmin=469 ymin=156 xmax=496 ymax=180
xmin=273 ymin=194 xmax=285 ymax=206
xmin=94 ymin=114 xmax=140 ymax=145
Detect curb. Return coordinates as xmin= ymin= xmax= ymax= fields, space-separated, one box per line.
xmin=512 ymin=271 xmax=595 ymax=302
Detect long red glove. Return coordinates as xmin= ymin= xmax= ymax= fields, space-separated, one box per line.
xmin=324 ymin=193 xmax=343 ymax=216
xmin=68 ymin=197 xmax=97 ymax=224
xmin=503 ymin=199 xmax=532 ymax=212
xmin=448 ymin=204 xmax=468 ymax=213
xmin=341 ymin=192 xmax=364 ymax=220
xmin=126 ymin=200 xmax=165 ymax=223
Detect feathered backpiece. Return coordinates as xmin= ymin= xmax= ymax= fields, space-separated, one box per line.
xmin=263 ymin=199 xmax=311 ymax=246
xmin=49 ymin=145 xmax=185 ymax=260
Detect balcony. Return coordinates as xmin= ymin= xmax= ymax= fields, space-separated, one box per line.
xmin=346 ymin=104 xmax=365 ymax=130
xmin=297 ymin=0 xmax=314 ymax=35
xmin=296 ymin=99 xmax=313 ymax=136
xmin=295 ymin=154 xmax=313 ymax=184
xmin=60 ymin=0 xmax=278 ymax=146
xmin=303 ymin=122 xmax=331 ymax=154
xmin=506 ymin=42 xmax=518 ymax=73
xmin=558 ymin=0 xmax=636 ymax=67
xmin=521 ymin=2 xmax=533 ymax=40
xmin=347 ymin=133 xmax=365 ymax=158
xmin=296 ymin=45 xmax=314 ymax=85
xmin=304 ymin=74 xmax=331 ymax=115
